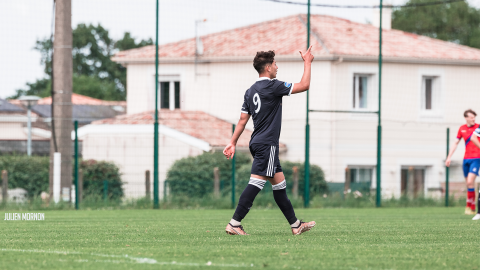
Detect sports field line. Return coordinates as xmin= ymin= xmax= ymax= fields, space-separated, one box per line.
xmin=1 ymin=248 xmax=255 ymax=268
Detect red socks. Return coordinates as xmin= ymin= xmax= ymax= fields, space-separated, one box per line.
xmin=467 ymin=188 xmax=475 ymax=211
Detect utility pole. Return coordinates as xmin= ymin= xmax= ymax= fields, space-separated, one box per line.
xmin=50 ymin=0 xmax=73 ymax=203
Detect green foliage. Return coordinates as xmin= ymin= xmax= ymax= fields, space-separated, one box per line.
xmin=392 ymin=0 xmax=480 ymax=49
xmin=167 ymin=152 xmax=327 ymax=198
xmin=236 ymin=160 xmax=327 ymax=195
xmin=9 ymin=24 xmax=153 ymax=100
xmin=72 ymin=75 xmax=123 ymax=101
xmin=0 ymin=155 xmax=49 ymax=198
xmin=166 ymin=151 xmax=251 ymax=198
xmin=80 ymin=159 xmax=124 ymax=200
xmin=0 ymin=155 xmax=123 ymax=201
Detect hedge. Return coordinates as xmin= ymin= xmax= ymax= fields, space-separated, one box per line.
xmin=166 ymin=151 xmax=251 ymax=197
xmin=166 ymin=151 xmax=327 ymax=197
xmin=0 ymin=155 xmax=49 ymax=198
xmin=80 ymin=159 xmax=123 ymax=200
xmin=236 ymin=160 xmax=328 ymax=195
xmin=0 ymin=155 xmax=123 ymax=200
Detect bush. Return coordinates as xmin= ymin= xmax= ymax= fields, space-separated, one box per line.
xmin=80 ymin=159 xmax=123 ymax=200
xmin=0 ymin=155 xmax=123 ymax=201
xmin=166 ymin=151 xmax=251 ymax=197
xmin=166 ymin=151 xmax=327 ymax=198
xmin=0 ymin=155 xmax=49 ymax=198
xmin=236 ymin=160 xmax=328 ymax=195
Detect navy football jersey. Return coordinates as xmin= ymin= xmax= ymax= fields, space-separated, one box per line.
xmin=241 ymin=77 xmax=293 ymax=146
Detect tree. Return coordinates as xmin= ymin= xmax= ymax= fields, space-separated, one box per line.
xmin=392 ymin=0 xmax=480 ymax=49
xmin=9 ymin=24 xmax=153 ymax=100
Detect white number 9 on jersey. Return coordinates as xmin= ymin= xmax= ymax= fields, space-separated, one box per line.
xmin=253 ymin=93 xmax=261 ymax=113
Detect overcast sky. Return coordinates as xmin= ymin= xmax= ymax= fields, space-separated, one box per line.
xmin=2 ymin=0 xmax=480 ymax=98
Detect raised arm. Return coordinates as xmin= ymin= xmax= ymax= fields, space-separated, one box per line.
xmin=223 ymin=113 xmax=251 ymax=159
xmin=445 ymin=138 xmax=461 ymax=167
xmin=291 ymin=45 xmax=314 ymax=95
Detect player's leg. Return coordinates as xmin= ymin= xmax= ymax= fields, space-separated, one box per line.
xmin=226 ymin=144 xmax=270 ymax=235
xmin=465 ymin=159 xmax=478 ymax=215
xmin=467 ymin=173 xmax=476 ymax=212
xmin=462 ymin=160 xmax=475 ymax=215
xmin=467 ymin=159 xmax=480 ymax=219
xmin=268 ymin=164 xmax=315 ymax=235
xmin=269 ymin=171 xmax=298 ymax=225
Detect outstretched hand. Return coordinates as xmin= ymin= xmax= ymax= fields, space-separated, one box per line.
xmin=299 ymin=45 xmax=314 ymax=63
xmin=223 ymin=143 xmax=236 ymax=159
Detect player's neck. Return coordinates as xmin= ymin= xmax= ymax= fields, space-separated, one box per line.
xmin=258 ymin=74 xmax=274 ymax=79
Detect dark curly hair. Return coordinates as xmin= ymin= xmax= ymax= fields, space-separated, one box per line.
xmin=253 ymin=50 xmax=275 ymax=74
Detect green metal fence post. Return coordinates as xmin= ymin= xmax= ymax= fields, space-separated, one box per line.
xmin=446 ymin=128 xmax=450 ymax=207
xmin=164 ymin=180 xmax=168 ymax=203
xmin=74 ymin=120 xmax=79 ymax=210
xmin=376 ymin=0 xmax=383 ymax=208
xmin=304 ymin=0 xmax=311 ymax=208
xmin=232 ymin=124 xmax=236 ymax=209
xmin=103 ymin=180 xmax=108 ymax=203
xmin=153 ymin=0 xmax=160 ymax=209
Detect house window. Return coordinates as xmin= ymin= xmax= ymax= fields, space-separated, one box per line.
xmin=401 ymin=167 xmax=425 ymax=198
xmin=421 ymin=76 xmax=438 ymax=111
xmin=159 ymin=81 xmax=180 ymax=110
xmin=349 ymin=167 xmax=373 ymax=183
xmin=353 ymin=75 xmax=369 ymax=109
xmin=160 ymin=82 xmax=169 ymax=109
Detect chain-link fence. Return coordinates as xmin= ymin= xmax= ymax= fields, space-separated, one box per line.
xmin=2 ymin=0 xmax=480 ymax=209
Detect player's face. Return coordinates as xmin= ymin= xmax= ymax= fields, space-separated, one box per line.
xmin=267 ymin=60 xmax=278 ymax=79
xmin=465 ymin=113 xmax=476 ymax=126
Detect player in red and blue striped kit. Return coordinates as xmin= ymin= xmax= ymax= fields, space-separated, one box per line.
xmin=445 ymin=109 xmax=480 ymax=216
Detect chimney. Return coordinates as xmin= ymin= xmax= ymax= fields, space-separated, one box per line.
xmin=372 ymin=4 xmax=392 ymax=30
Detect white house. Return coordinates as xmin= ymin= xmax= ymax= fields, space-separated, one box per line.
xmin=108 ymin=13 xmax=480 ymax=198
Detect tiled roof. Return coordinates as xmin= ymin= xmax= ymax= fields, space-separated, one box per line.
xmin=37 ymin=93 xmax=126 ymax=106
xmin=0 ymin=98 xmax=24 ymax=113
xmin=113 ymin=14 xmax=480 ymax=62
xmin=92 ymin=110 xmax=272 ymax=149
xmin=32 ymin=104 xmax=123 ymax=124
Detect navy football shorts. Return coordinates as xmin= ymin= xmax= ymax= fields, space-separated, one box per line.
xmin=249 ymin=144 xmax=282 ymax=178
xmin=462 ymin=158 xmax=480 ymax=178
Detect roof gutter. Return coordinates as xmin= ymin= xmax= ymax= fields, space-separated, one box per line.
xmin=113 ymin=54 xmax=480 ymax=67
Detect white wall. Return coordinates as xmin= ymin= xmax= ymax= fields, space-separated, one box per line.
xmin=81 ymin=128 xmax=204 ymax=198
xmin=124 ymin=58 xmax=480 ymax=197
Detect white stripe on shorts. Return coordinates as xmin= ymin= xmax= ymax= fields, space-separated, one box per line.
xmin=267 ymin=145 xmax=276 ymax=177
xmin=267 ymin=146 xmax=273 ymax=177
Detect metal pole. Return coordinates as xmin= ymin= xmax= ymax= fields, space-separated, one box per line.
xmin=446 ymin=128 xmax=450 ymax=207
xmin=376 ymin=0 xmax=383 ymax=208
xmin=164 ymin=180 xmax=168 ymax=202
xmin=232 ymin=124 xmax=236 ymax=209
xmin=103 ymin=180 xmax=108 ymax=202
xmin=304 ymin=0 xmax=311 ymax=208
xmin=153 ymin=0 xmax=160 ymax=209
xmin=27 ymin=105 xmax=32 ymax=156
xmin=74 ymin=120 xmax=79 ymax=210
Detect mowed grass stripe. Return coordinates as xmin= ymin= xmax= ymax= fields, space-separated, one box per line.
xmin=0 ymin=208 xmax=479 ymax=269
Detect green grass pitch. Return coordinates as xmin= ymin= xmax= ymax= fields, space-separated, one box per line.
xmin=1 ymin=207 xmax=479 ymax=269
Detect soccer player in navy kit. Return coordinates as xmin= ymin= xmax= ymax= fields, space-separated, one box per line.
xmin=223 ymin=47 xmax=315 ymax=235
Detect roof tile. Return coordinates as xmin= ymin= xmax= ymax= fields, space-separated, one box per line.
xmin=113 ymin=14 xmax=480 ymax=62
xmin=92 ymin=110 xmax=264 ymax=148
